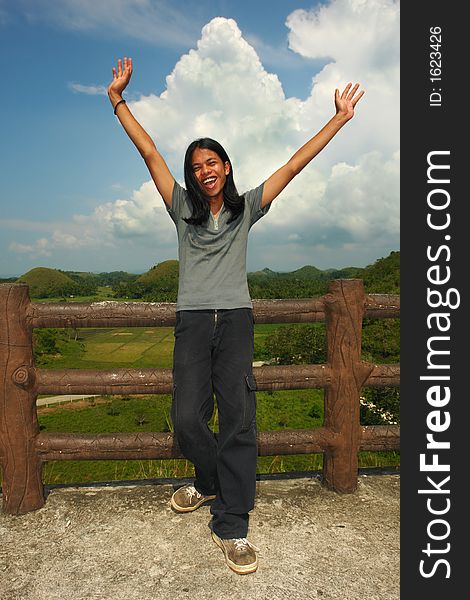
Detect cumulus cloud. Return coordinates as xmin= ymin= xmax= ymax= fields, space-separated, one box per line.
xmin=10 ymin=0 xmax=400 ymax=270
xmin=8 ymin=180 xmax=177 ymax=261
xmin=86 ymin=180 xmax=175 ymax=243
xmin=287 ymin=0 xmax=400 ymax=70
xmin=286 ymin=0 xmax=400 ymax=159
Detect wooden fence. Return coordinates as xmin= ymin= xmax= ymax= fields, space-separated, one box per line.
xmin=0 ymin=279 xmax=400 ymax=515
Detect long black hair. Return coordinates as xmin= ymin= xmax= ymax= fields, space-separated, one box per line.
xmin=183 ymin=138 xmax=245 ymax=226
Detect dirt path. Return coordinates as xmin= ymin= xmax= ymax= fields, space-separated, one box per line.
xmin=36 ymin=394 xmax=101 ymax=407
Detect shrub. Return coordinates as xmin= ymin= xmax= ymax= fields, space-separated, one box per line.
xmin=134 ymin=412 xmax=148 ymax=426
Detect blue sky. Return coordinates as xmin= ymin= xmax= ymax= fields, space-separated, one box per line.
xmin=0 ymin=0 xmax=399 ymax=277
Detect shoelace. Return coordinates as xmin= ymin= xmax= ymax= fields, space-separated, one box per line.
xmin=185 ymin=486 xmax=202 ymax=501
xmin=232 ymin=538 xmax=260 ymax=553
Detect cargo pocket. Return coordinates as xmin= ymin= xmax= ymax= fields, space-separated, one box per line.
xmin=241 ymin=373 xmax=257 ymax=433
xmin=174 ymin=311 xmax=183 ymax=338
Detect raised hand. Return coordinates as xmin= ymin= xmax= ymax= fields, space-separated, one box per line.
xmin=108 ymin=57 xmax=133 ymax=98
xmin=334 ymin=83 xmax=364 ymax=121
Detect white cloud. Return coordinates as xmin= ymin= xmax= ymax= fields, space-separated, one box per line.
xmin=17 ymin=0 xmax=197 ymax=48
xmin=9 ymin=238 xmax=52 ymax=257
xmin=286 ymin=0 xmax=400 ymax=159
xmin=88 ymin=180 xmax=175 ymax=243
xmin=287 ymin=0 xmax=400 ymax=71
xmin=10 ymin=1 xmax=400 ymax=270
xmin=243 ymin=32 xmax=325 ymax=72
xmin=68 ymin=82 xmax=108 ymax=95
xmin=324 ymin=150 xmax=400 ymax=239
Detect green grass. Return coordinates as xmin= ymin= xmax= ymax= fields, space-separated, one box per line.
xmin=27 ymin=323 xmax=400 ymax=485
xmin=36 ymin=390 xmax=399 ymax=485
xmin=34 ymin=286 xmax=138 ymax=303
xmin=79 ymin=327 xmax=175 ymax=369
xmin=38 ymin=324 xmax=292 ymax=370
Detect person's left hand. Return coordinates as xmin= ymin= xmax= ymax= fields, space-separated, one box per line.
xmin=108 ymin=56 xmax=133 ymax=98
xmin=335 ymin=83 xmax=365 ymax=121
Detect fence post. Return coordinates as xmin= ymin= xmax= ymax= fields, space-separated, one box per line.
xmin=0 ymin=283 xmax=44 ymax=514
xmin=323 ymin=279 xmax=373 ymax=493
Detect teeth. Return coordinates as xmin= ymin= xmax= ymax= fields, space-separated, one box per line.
xmin=203 ymin=177 xmax=216 ymax=184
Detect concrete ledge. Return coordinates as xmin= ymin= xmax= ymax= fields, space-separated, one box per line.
xmin=0 ymin=475 xmax=399 ymax=600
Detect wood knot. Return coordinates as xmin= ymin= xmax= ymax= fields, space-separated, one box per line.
xmin=12 ymin=366 xmax=35 ymax=389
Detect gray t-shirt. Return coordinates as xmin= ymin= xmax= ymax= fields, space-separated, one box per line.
xmin=167 ymin=181 xmax=270 ymax=311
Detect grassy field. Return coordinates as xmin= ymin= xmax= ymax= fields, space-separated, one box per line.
xmin=33 ymin=324 xmax=399 ymax=485
xmin=38 ymin=392 xmax=399 ymax=485
xmin=39 ymin=323 xmax=292 ymax=371
xmin=35 ymin=285 xmax=122 ymax=303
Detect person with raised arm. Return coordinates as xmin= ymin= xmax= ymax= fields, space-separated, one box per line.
xmin=108 ymin=56 xmax=364 ymax=575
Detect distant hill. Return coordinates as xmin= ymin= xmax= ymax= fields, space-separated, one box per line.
xmin=17 ymin=267 xmax=78 ymax=299
xmin=10 ymin=251 xmax=399 ymax=300
xmin=79 ymin=251 xmax=401 ymax=301
xmin=250 ymin=265 xmax=324 ymax=279
xmin=360 ymin=251 xmax=400 ymax=293
xmin=63 ymin=270 xmax=98 ymax=282
xmin=323 ymin=266 xmax=363 ymax=279
xmin=136 ymin=260 xmax=179 ymax=285
xmin=63 ymin=270 xmax=138 ymax=287
xmin=250 ymin=267 xmax=278 ymax=278
xmin=112 ymin=260 xmax=180 ymax=302
xmin=249 ymin=264 xmax=362 ymax=281
xmin=289 ymin=265 xmax=323 ymax=278
xmin=247 ymin=251 xmax=399 ymax=298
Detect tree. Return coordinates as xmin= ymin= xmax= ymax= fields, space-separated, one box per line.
xmin=33 ymin=329 xmax=59 ymax=357
xmin=265 ymin=324 xmax=327 ymax=365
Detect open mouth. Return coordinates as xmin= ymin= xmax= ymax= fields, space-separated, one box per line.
xmin=202 ymin=176 xmax=217 ymax=191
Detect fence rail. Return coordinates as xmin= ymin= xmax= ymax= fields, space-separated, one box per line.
xmin=0 ymin=280 xmax=400 ymax=515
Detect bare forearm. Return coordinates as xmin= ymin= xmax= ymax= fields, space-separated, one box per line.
xmin=261 ymin=83 xmax=363 ymax=208
xmin=109 ymin=91 xmax=157 ymax=159
xmin=261 ymin=113 xmax=349 ymax=207
xmin=288 ymin=113 xmax=348 ymax=175
xmin=108 ymin=89 xmax=174 ymax=205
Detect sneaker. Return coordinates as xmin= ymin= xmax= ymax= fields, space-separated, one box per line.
xmin=170 ymin=484 xmax=216 ymax=513
xmin=211 ymin=531 xmax=260 ymax=574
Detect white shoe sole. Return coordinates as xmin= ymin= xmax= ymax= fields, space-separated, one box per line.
xmin=211 ymin=531 xmax=258 ymax=574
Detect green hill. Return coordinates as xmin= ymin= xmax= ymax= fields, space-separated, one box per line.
xmin=250 ymin=267 xmax=278 ymax=278
xmin=136 ymin=260 xmax=179 ymax=285
xmin=285 ymin=265 xmax=323 ymax=279
xmin=12 ymin=251 xmax=399 ymax=301
xmin=17 ymin=267 xmax=78 ymax=299
xmin=112 ymin=260 xmax=180 ymax=302
xmin=63 ymin=270 xmax=139 ymax=287
xmin=324 ymin=266 xmax=363 ymax=279
xmin=63 ymin=270 xmax=98 ymax=282
xmin=247 ymin=251 xmax=399 ymax=298
xmin=361 ymin=251 xmax=400 ymax=293
xmin=99 ymin=271 xmax=140 ymax=286
xmin=249 ymin=265 xmax=324 ymax=280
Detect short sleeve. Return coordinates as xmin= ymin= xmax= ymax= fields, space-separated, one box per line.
xmin=244 ymin=182 xmax=270 ymax=228
xmin=166 ymin=180 xmax=189 ymax=226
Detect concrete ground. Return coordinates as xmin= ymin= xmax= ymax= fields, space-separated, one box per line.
xmin=0 ymin=474 xmax=399 ymax=600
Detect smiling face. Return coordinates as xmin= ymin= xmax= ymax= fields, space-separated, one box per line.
xmin=191 ymin=147 xmax=230 ymax=201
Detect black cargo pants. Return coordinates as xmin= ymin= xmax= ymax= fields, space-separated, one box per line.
xmin=171 ymin=308 xmax=257 ymax=539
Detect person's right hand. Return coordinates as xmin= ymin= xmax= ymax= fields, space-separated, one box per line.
xmin=108 ymin=57 xmax=133 ymax=98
